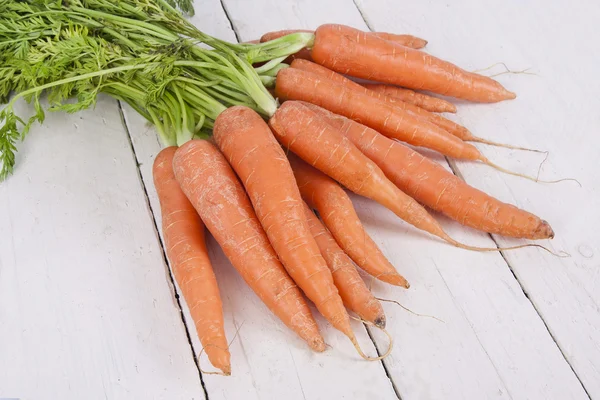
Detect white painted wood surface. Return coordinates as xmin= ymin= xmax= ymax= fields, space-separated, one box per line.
xmin=1 ymin=1 xmax=598 ymax=400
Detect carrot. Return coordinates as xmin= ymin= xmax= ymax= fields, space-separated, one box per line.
xmin=289 ymin=59 xmax=472 ymax=143
xmin=270 ymin=101 xmax=460 ymax=245
xmin=289 ymin=153 xmax=408 ymax=288
xmin=303 ymin=104 xmax=555 ymax=240
xmin=271 ymin=102 xmax=557 ymax=254
xmin=275 ymin=67 xmax=481 ymax=161
xmin=153 ymin=147 xmax=230 ymax=375
xmin=302 ymin=201 xmax=386 ymax=328
xmin=212 ymin=106 xmax=373 ymax=358
xmin=360 ymin=83 xmax=457 ymax=113
xmin=172 ymin=139 xmax=326 ymax=352
xmin=311 ymin=24 xmax=516 ymax=103
xmin=260 ymin=29 xmax=428 ymax=49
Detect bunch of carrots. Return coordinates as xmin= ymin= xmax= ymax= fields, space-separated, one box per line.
xmin=2 ymin=0 xmax=567 ymax=376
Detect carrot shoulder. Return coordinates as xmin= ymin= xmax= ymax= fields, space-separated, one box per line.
xmin=153 ymin=147 xmax=230 ymax=375
xmin=212 ymin=106 xmax=358 ymax=345
xmin=303 ymin=201 xmax=386 ymax=328
xmin=287 ymin=151 xmax=408 ymax=287
xmin=311 ymin=24 xmax=515 ymax=103
xmin=173 ymin=140 xmax=326 ymax=352
xmin=306 ymin=107 xmax=554 ymax=240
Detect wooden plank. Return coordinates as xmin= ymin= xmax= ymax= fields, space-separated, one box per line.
xmin=223 ymin=0 xmax=591 ymax=398
xmin=0 ymin=97 xmax=205 ymax=399
xmin=122 ymin=1 xmax=398 ymax=399
xmin=354 ymin=0 xmax=599 ymax=397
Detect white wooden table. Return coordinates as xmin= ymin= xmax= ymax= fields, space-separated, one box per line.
xmin=1 ymin=1 xmax=598 ymax=399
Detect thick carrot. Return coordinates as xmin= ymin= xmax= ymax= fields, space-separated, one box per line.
xmin=311 ymin=24 xmax=515 ymax=103
xmin=172 ymin=140 xmax=326 ymax=352
xmin=260 ymin=29 xmax=428 ymax=49
xmin=212 ymin=106 xmax=364 ymax=354
xmin=360 ymin=83 xmax=457 ymax=113
xmin=289 ymin=154 xmax=408 ymax=287
xmin=153 ymin=147 xmax=230 ymax=375
xmin=302 ymin=201 xmax=386 ymax=327
xmin=275 ymin=67 xmax=481 ymax=161
xmin=270 ymin=101 xmax=463 ymax=248
xmin=304 ymin=104 xmax=554 ymax=240
xmin=289 ymin=59 xmax=471 ymax=141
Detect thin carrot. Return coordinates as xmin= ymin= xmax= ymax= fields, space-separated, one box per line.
xmin=289 ymin=153 xmax=409 ymax=288
xmin=303 ymin=104 xmax=555 ymax=240
xmin=289 ymin=59 xmax=472 ymax=143
xmin=302 ymin=201 xmax=386 ymax=328
xmin=212 ymin=106 xmax=371 ymax=358
xmin=311 ymin=24 xmax=516 ymax=103
xmin=360 ymin=83 xmax=457 ymax=113
xmin=172 ymin=140 xmax=326 ymax=352
xmin=260 ymin=29 xmax=427 ymax=49
xmin=153 ymin=147 xmax=230 ymax=375
xmin=275 ymin=67 xmax=481 ymax=160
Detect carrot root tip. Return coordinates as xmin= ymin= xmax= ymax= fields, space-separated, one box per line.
xmin=374 ymin=316 xmax=386 ymax=329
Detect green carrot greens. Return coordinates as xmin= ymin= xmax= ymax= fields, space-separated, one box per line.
xmin=0 ymin=0 xmax=312 ymax=179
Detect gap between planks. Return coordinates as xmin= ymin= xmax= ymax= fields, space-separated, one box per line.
xmin=350 ymin=1 xmax=592 ymax=397
xmin=116 ymin=100 xmax=211 ymax=400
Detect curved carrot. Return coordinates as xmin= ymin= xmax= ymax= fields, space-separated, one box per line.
xmin=360 ymin=83 xmax=457 ymax=113
xmin=289 ymin=59 xmax=471 ymax=142
xmin=260 ymin=29 xmax=427 ymax=49
xmin=153 ymin=147 xmax=230 ymax=375
xmin=173 ymin=140 xmax=326 ymax=352
xmin=212 ymin=106 xmax=362 ymax=353
xmin=311 ymin=24 xmax=515 ymax=103
xmin=275 ymin=67 xmax=481 ymax=161
xmin=304 ymin=105 xmax=554 ymax=240
xmin=289 ymin=154 xmax=408 ymax=287
xmin=302 ymin=201 xmax=386 ymax=327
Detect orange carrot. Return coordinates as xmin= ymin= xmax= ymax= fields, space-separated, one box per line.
xmin=153 ymin=147 xmax=230 ymax=375
xmin=360 ymin=83 xmax=457 ymax=113
xmin=302 ymin=201 xmax=386 ymax=327
xmin=289 ymin=153 xmax=408 ymax=287
xmin=260 ymin=29 xmax=427 ymax=49
xmin=304 ymin=104 xmax=555 ymax=240
xmin=173 ymin=140 xmax=326 ymax=352
xmin=270 ymin=101 xmax=463 ymax=247
xmin=275 ymin=67 xmax=481 ymax=161
xmin=212 ymin=106 xmax=369 ymax=357
xmin=311 ymin=24 xmax=515 ymax=102
xmin=289 ymin=59 xmax=472 ymax=142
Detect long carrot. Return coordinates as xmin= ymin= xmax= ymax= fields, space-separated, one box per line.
xmin=360 ymin=83 xmax=457 ymax=113
xmin=271 ymin=101 xmax=557 ymax=253
xmin=311 ymin=24 xmax=515 ymax=103
xmin=172 ymin=140 xmax=326 ymax=352
xmin=153 ymin=147 xmax=230 ymax=375
xmin=275 ymin=67 xmax=481 ymax=161
xmin=260 ymin=29 xmax=427 ymax=49
xmin=289 ymin=153 xmax=409 ymax=288
xmin=289 ymin=59 xmax=472 ymax=143
xmin=302 ymin=201 xmax=386 ymax=327
xmin=303 ymin=104 xmax=555 ymax=240
xmin=212 ymin=106 xmax=374 ymax=358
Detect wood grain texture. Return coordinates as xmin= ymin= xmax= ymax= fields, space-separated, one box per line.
xmin=0 ymin=97 xmax=205 ymax=399
xmin=355 ymin=0 xmax=599 ymax=397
